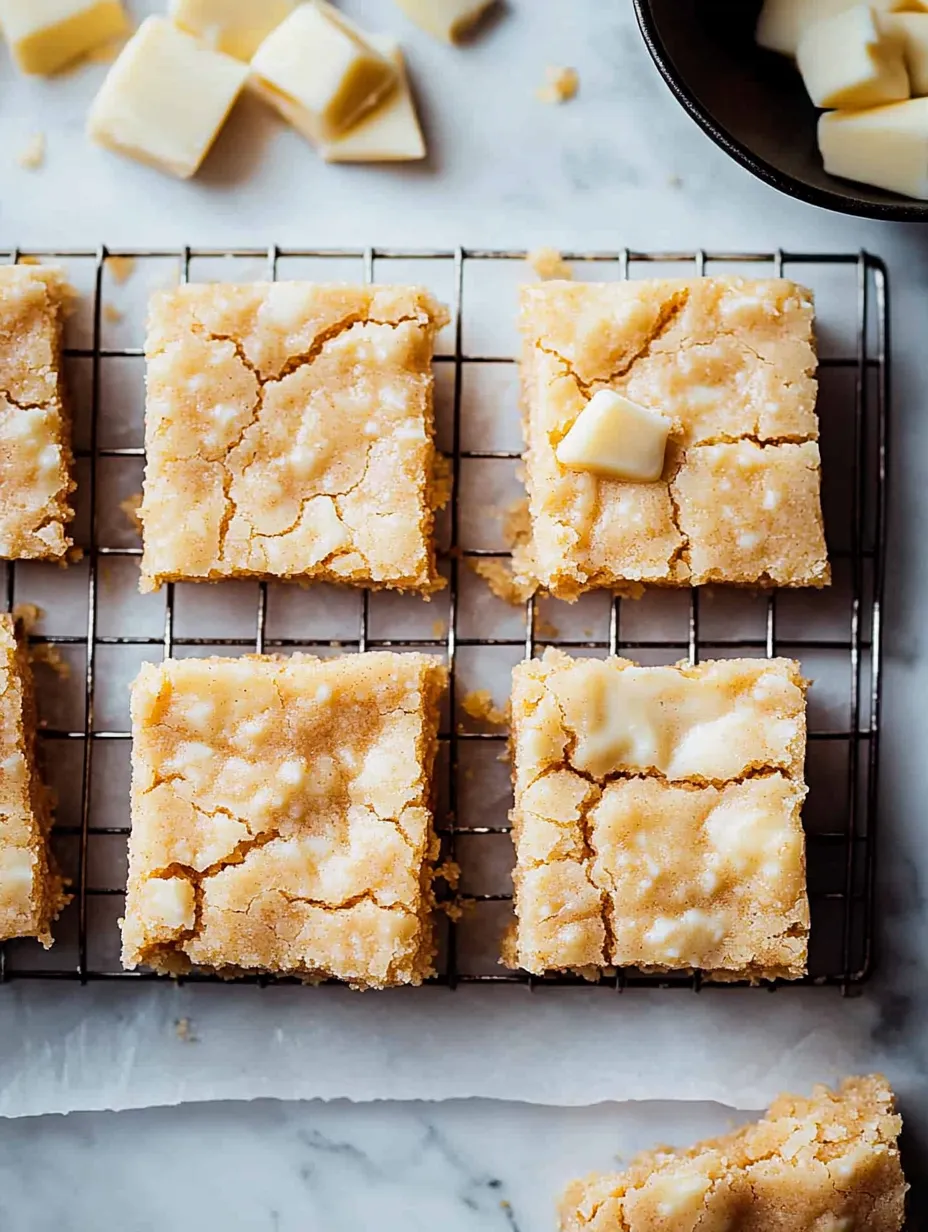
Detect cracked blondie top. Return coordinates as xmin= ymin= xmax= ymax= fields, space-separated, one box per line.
xmin=122 ymin=651 xmax=447 ymax=986
xmin=560 ymin=1075 xmax=906 ymax=1232
xmin=0 ymin=266 xmax=75 ymax=561
xmin=139 ymin=282 xmax=449 ymax=594
xmin=505 ymin=649 xmax=810 ymax=980
xmin=517 ymin=278 xmax=829 ymax=599
xmin=0 ymin=615 xmax=67 ymax=946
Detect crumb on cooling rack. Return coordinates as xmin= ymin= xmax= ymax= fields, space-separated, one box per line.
xmin=17 ymin=255 xmax=42 ymax=266
xmin=467 ymin=557 xmax=535 ymax=606
xmin=526 ymin=247 xmax=573 ymax=281
xmin=461 ymin=688 xmax=508 ymax=727
xmin=436 ymin=859 xmax=461 ymax=889
xmin=432 ymin=452 xmax=453 ymax=510
xmin=12 ymin=604 xmax=43 ymax=633
xmin=537 ymin=66 xmax=579 ymax=104
xmin=432 ymin=618 xmax=448 ymax=639
xmin=30 ymin=643 xmax=70 ymax=679
xmin=106 ymin=255 xmax=136 ymax=285
xmin=17 ymin=133 xmax=46 ymax=171
xmin=103 ymin=303 xmax=124 ymax=325
xmin=120 ymin=492 xmax=143 ymax=533
xmin=534 ymin=612 xmax=560 ymax=640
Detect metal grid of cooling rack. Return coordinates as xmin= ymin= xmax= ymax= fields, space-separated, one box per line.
xmin=0 ymin=246 xmax=888 ymax=995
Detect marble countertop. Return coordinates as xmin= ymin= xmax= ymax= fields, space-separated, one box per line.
xmin=3 ymin=0 xmax=928 ymax=1226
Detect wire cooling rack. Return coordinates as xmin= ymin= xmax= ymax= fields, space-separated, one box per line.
xmin=0 ymin=246 xmax=888 ymax=995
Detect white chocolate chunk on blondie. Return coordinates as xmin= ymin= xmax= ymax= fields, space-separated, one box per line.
xmin=555 ymin=389 xmax=672 ymax=483
xmin=87 ymin=17 xmax=248 ymax=180
xmin=169 ymin=0 xmax=295 ymax=61
xmin=250 ymin=1 xmax=397 ymax=144
xmin=0 ymin=615 xmax=67 ymax=946
xmin=506 ymin=649 xmax=810 ymax=980
xmin=122 ymin=651 xmax=447 ymax=986
xmin=560 ymin=1075 xmax=907 ymax=1232
xmin=0 ymin=0 xmax=128 ymax=75
xmin=517 ymin=277 xmax=827 ymax=599
xmin=0 ymin=265 xmax=75 ymax=562
xmin=139 ymin=281 xmax=448 ymax=594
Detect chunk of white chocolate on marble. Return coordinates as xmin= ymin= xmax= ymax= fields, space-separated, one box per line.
xmin=169 ymin=0 xmax=295 ymax=61
xmin=797 ymin=4 xmax=909 ymax=109
xmin=321 ymin=38 xmax=425 ymax=163
xmin=87 ymin=16 xmax=248 ymax=179
xmin=0 ymin=0 xmax=129 ymax=75
xmin=250 ymin=1 xmax=397 ymax=144
xmin=554 ymin=389 xmax=672 ymax=483
xmin=392 ymin=0 xmax=496 ymax=43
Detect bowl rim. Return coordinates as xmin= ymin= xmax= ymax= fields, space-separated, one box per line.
xmin=633 ymin=0 xmax=928 ymax=222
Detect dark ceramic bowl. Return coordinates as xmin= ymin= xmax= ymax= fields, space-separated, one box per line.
xmin=634 ymin=0 xmax=928 ymax=221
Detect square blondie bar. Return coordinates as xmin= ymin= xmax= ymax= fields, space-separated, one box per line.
xmin=0 ymin=265 xmax=75 ymax=561
xmin=560 ymin=1075 xmax=906 ymax=1232
xmin=506 ymin=649 xmax=810 ymax=980
xmin=0 ymin=615 xmax=67 ymax=945
xmin=122 ymin=651 xmax=447 ymax=986
xmin=517 ymin=278 xmax=828 ymax=599
xmin=139 ymin=282 xmax=448 ymax=594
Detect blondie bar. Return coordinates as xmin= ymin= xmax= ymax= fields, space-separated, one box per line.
xmin=506 ymin=649 xmax=810 ymax=980
xmin=0 ymin=615 xmax=66 ymax=945
xmin=139 ymin=283 xmax=448 ymax=594
xmin=122 ymin=651 xmax=447 ymax=986
xmin=517 ymin=278 xmax=828 ymax=599
xmin=0 ymin=265 xmax=74 ymax=561
xmin=560 ymin=1075 xmax=906 ymax=1232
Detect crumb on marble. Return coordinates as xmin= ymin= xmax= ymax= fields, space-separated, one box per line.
xmin=461 ymin=688 xmax=508 ymax=727
xmin=17 ymin=256 xmax=42 ymax=267
xmin=17 ymin=133 xmax=46 ymax=171
xmin=120 ymin=492 xmax=143 ymax=533
xmin=526 ymin=247 xmax=573 ymax=281
xmin=537 ymin=66 xmax=579 ymax=104
xmin=103 ymin=303 xmax=124 ymax=325
xmin=175 ymin=1017 xmax=198 ymax=1042
xmin=534 ymin=612 xmax=560 ymax=640
xmin=30 ymin=643 xmax=70 ymax=679
xmin=107 ymin=256 xmax=136 ymax=285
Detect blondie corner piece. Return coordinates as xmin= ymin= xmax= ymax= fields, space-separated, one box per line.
xmin=139 ymin=282 xmax=449 ymax=595
xmin=0 ymin=265 xmax=75 ymax=561
xmin=122 ymin=651 xmax=447 ymax=987
xmin=517 ymin=278 xmax=829 ymax=599
xmin=506 ymin=649 xmax=810 ymax=980
xmin=560 ymin=1075 xmax=907 ymax=1232
xmin=0 ymin=615 xmax=67 ymax=946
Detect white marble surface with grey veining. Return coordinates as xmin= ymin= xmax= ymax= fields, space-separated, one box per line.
xmin=2 ymin=0 xmax=928 ymax=1224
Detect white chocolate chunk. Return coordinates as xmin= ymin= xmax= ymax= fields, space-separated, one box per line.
xmin=169 ymin=0 xmax=295 ymax=62
xmin=392 ymin=0 xmax=496 ymax=43
xmin=321 ymin=39 xmax=425 ymax=163
xmin=87 ymin=17 xmax=248 ymax=180
xmin=819 ymin=97 xmax=928 ymax=198
xmin=139 ymin=876 xmax=196 ymax=935
xmin=555 ymin=389 xmax=671 ymax=483
xmin=884 ymin=11 xmax=928 ymax=93
xmin=755 ymin=0 xmax=919 ymax=57
xmin=0 ymin=0 xmax=128 ymax=75
xmin=797 ymin=5 xmax=909 ymax=109
xmin=250 ymin=1 xmax=397 ymax=144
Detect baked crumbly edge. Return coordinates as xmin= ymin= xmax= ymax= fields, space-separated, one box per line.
xmin=0 ymin=265 xmax=76 ymax=562
xmin=513 ymin=278 xmax=829 ymax=600
xmin=559 ymin=1075 xmax=907 ymax=1232
xmin=503 ymin=649 xmax=810 ymax=982
xmin=138 ymin=283 xmax=450 ymax=596
xmin=123 ymin=653 xmax=447 ymax=988
xmin=0 ymin=615 xmax=69 ymax=945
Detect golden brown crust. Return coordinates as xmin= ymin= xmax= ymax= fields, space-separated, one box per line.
xmin=139 ymin=282 xmax=449 ymax=595
xmin=559 ymin=1075 xmax=907 ymax=1232
xmin=517 ymin=278 xmax=828 ymax=599
xmin=122 ymin=651 xmax=447 ymax=987
xmin=0 ymin=615 xmax=68 ymax=945
xmin=506 ymin=649 xmax=810 ymax=979
xmin=0 ymin=266 xmax=75 ymax=561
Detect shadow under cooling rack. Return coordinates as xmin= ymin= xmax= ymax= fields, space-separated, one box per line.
xmin=0 ymin=246 xmax=889 ymax=996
